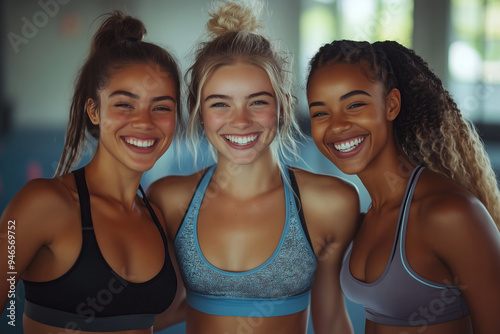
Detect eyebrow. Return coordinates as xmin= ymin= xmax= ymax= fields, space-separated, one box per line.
xmin=340 ymin=90 xmax=371 ymax=101
xmin=109 ymin=90 xmax=175 ymax=103
xmin=308 ymin=90 xmax=371 ymax=108
xmin=204 ymin=91 xmax=274 ymax=102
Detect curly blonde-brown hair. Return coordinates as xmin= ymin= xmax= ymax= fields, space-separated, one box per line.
xmin=307 ymin=40 xmax=500 ymax=226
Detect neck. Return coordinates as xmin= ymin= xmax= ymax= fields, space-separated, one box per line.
xmin=358 ymin=146 xmax=416 ymax=210
xmin=84 ymin=150 xmax=144 ymax=209
xmin=214 ymin=150 xmax=282 ymax=199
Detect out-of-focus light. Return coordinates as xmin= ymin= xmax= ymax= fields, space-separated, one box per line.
xmin=449 ymin=41 xmax=482 ymax=82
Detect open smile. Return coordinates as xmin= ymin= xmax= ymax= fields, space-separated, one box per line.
xmin=333 ymin=136 xmax=365 ymax=153
xmin=123 ymin=136 xmax=157 ymax=148
xmin=223 ymin=134 xmax=259 ymax=146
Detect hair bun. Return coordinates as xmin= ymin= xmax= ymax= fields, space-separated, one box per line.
xmin=91 ymin=11 xmax=146 ymax=53
xmin=206 ymin=1 xmax=263 ymax=38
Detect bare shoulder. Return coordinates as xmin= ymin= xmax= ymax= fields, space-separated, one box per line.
xmin=415 ymin=169 xmax=497 ymax=244
xmin=147 ymin=168 xmax=209 ymax=207
xmin=1 ymin=175 xmax=77 ymax=240
xmin=146 ymin=167 xmax=211 ymax=232
xmin=3 ymin=176 xmax=75 ymax=219
xmin=291 ymin=167 xmax=359 ymax=208
xmin=291 ymin=168 xmax=360 ymax=242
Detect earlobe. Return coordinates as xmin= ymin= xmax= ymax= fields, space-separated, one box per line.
xmin=386 ymin=88 xmax=401 ymax=121
xmin=86 ymin=98 xmax=99 ymax=125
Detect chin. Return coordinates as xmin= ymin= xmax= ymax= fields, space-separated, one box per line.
xmin=128 ymin=162 xmax=156 ymax=173
xmin=325 ymin=158 xmax=363 ymax=176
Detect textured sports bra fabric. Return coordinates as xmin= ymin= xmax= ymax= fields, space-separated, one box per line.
xmin=340 ymin=165 xmax=469 ymax=326
xmin=174 ymin=165 xmax=317 ymax=317
xmin=23 ymin=167 xmax=177 ymax=331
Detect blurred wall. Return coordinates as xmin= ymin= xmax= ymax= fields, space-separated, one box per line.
xmin=0 ymin=1 xmax=498 ymax=334
xmin=3 ymin=0 xmax=300 ymax=130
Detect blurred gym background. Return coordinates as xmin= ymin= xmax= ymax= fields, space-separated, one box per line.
xmin=1 ymin=0 xmax=499 ymax=333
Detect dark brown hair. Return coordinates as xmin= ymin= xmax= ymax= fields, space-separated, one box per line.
xmin=55 ymin=11 xmax=181 ymax=176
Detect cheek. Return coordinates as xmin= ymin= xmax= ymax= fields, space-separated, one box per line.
xmin=310 ymin=122 xmax=325 ymax=144
xmin=99 ymin=117 xmax=123 ymax=134
xmin=202 ymin=112 xmax=225 ymax=133
xmin=157 ymin=115 xmax=176 ymax=135
xmin=257 ymin=111 xmax=278 ymax=130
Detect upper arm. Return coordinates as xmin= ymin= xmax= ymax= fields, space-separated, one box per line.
xmin=0 ymin=179 xmax=66 ymax=309
xmin=295 ymin=171 xmax=359 ymax=333
xmin=426 ymin=195 xmax=500 ymax=333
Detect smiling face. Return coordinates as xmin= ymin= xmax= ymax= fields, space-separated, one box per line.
xmin=200 ymin=61 xmax=278 ymax=166
xmin=307 ymin=62 xmax=400 ymax=175
xmin=88 ymin=62 xmax=177 ymax=172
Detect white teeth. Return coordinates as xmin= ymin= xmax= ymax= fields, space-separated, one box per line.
xmin=224 ymin=134 xmax=258 ymax=146
xmin=125 ymin=138 xmax=155 ymax=148
xmin=334 ymin=137 xmax=364 ymax=152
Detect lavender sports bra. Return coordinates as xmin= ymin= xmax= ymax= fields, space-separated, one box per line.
xmin=340 ymin=165 xmax=469 ymax=326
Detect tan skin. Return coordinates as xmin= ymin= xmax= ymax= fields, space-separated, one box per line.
xmin=0 ymin=63 xmax=184 ymax=334
xmin=307 ymin=62 xmax=500 ymax=334
xmin=148 ymin=61 xmax=360 ymax=334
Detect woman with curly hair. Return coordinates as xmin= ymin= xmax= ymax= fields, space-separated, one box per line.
xmin=306 ymin=39 xmax=500 ymax=333
xmin=148 ymin=2 xmax=359 ymax=333
xmin=0 ymin=11 xmax=183 ymax=333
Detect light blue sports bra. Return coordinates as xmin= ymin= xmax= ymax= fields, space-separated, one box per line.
xmin=174 ymin=165 xmax=317 ymax=317
xmin=340 ymin=165 xmax=469 ymax=326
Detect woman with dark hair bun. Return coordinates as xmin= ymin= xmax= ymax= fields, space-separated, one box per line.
xmin=307 ymin=39 xmax=500 ymax=334
xmin=0 ymin=11 xmax=183 ymax=334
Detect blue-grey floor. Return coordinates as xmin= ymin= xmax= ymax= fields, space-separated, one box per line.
xmin=1 ymin=128 xmax=499 ymax=333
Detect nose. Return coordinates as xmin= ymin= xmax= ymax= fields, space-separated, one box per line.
xmin=329 ymin=113 xmax=352 ymax=134
xmin=229 ymin=106 xmax=252 ymax=129
xmin=131 ymin=108 xmax=155 ymax=130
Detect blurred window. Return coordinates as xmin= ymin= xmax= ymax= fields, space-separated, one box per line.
xmin=449 ymin=0 xmax=500 ymax=123
xmin=300 ymin=0 xmax=414 ymax=76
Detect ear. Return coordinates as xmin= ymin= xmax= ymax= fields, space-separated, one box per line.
xmin=385 ymin=88 xmax=401 ymax=122
xmin=86 ymin=98 xmax=99 ymax=125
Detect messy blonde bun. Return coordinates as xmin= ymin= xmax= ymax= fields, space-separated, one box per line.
xmin=206 ymin=1 xmax=263 ymax=38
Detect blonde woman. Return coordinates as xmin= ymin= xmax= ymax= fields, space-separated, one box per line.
xmin=148 ymin=2 xmax=359 ymax=333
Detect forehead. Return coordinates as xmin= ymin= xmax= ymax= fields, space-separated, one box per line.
xmin=308 ymin=62 xmax=383 ymax=98
xmin=104 ymin=63 xmax=176 ymax=97
xmin=202 ymin=62 xmax=273 ymax=95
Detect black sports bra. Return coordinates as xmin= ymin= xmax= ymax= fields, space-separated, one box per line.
xmin=23 ymin=167 xmax=177 ymax=331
